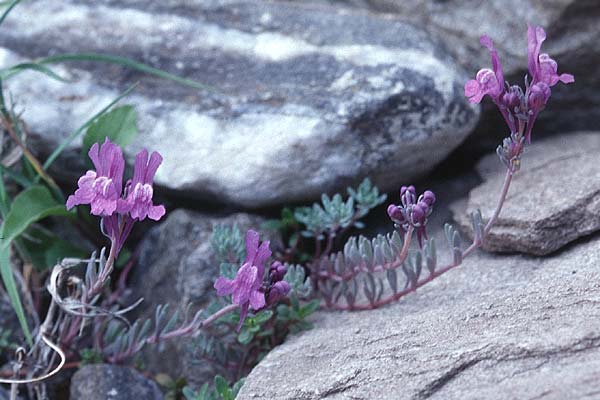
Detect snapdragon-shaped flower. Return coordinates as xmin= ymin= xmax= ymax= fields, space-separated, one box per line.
xmin=66 ymin=138 xmax=124 ymax=216
xmin=464 ymin=36 xmax=505 ymax=104
xmin=66 ymin=138 xmax=166 ymax=256
xmin=464 ymin=25 xmax=573 ymax=143
xmin=118 ymin=149 xmax=166 ymax=221
xmin=214 ymin=230 xmax=272 ymax=330
xmin=387 ymin=186 xmax=436 ymax=247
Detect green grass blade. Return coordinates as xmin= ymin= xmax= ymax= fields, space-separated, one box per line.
xmin=0 ymin=246 xmax=32 ymax=346
xmin=42 ymin=83 xmax=137 ymax=171
xmin=1 ymin=62 xmax=70 ymax=83
xmin=0 ymin=0 xmax=22 ymax=26
xmin=37 ymin=53 xmax=210 ymax=90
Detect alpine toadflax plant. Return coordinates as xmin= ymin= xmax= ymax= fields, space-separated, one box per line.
xmin=465 ymin=25 xmax=573 ymax=165
xmin=215 ymin=230 xmax=291 ymax=330
xmin=310 ymin=25 xmax=573 ymax=311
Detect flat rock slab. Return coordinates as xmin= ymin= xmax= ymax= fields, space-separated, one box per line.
xmin=129 ymin=209 xmax=275 ymax=386
xmin=238 ymin=231 xmax=600 ymax=399
xmin=0 ymin=0 xmax=477 ymax=207
xmin=451 ymin=131 xmax=600 ymax=255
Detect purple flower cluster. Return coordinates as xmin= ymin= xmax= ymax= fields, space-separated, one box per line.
xmin=465 ymin=25 xmax=573 ymax=143
xmin=66 ymin=138 xmax=165 ymax=253
xmin=387 ymin=186 xmax=436 ymax=247
xmin=214 ymin=230 xmax=290 ymax=330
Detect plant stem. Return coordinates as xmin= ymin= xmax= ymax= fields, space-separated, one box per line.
xmin=463 ymin=168 xmax=513 ymax=258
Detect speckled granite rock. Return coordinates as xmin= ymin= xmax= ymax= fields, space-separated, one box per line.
xmin=451 ymin=131 xmax=600 ymax=255
xmin=0 ymin=0 xmax=477 ymax=207
xmin=128 ymin=209 xmax=276 ymax=387
xmin=70 ymin=364 xmax=163 ymax=400
xmin=237 ymin=230 xmax=600 ymax=399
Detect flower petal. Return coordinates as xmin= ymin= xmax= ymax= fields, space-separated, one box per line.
xmin=480 ymin=35 xmax=504 ymax=92
xmin=132 ymin=149 xmax=149 ymax=186
xmin=245 ymin=230 xmax=259 ymax=263
xmin=87 ymin=142 xmax=101 ymax=172
xmin=249 ymin=289 xmax=265 ymax=311
xmin=145 ymin=151 xmax=163 ymax=184
xmin=254 ymin=240 xmax=272 ymax=274
xmin=231 ymin=264 xmax=259 ymax=305
xmin=147 ymin=204 xmax=166 ymax=221
xmin=527 ymin=24 xmax=546 ymax=83
xmin=214 ymin=277 xmax=235 ymax=296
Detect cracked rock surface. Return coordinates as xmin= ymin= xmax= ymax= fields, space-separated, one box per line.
xmin=0 ymin=0 xmax=477 ymax=208
xmin=237 ymin=229 xmax=600 ymax=399
xmin=451 ymin=131 xmax=600 ymax=255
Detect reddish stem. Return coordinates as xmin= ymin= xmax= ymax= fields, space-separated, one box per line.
xmin=318 ymin=226 xmax=414 ymax=282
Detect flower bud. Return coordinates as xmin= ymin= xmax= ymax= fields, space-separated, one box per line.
xmin=411 ymin=204 xmax=426 ymax=225
xmin=528 ymin=82 xmax=550 ymax=113
xmin=502 ymin=85 xmax=522 ymax=110
xmin=401 ymin=185 xmax=416 ymax=207
xmin=267 ymin=281 xmax=291 ymax=306
xmin=387 ymin=204 xmax=404 ymax=222
xmin=417 ymin=201 xmax=430 ymax=216
xmin=421 ymin=190 xmax=436 ymax=206
xmin=269 ymin=261 xmax=287 ymax=282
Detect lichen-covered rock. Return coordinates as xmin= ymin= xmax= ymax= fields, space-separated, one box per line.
xmin=128 ymin=209 xmax=275 ymax=386
xmin=451 ymin=131 xmax=600 ymax=255
xmin=237 ymin=229 xmax=600 ymax=399
xmin=0 ymin=0 xmax=477 ymax=207
xmin=70 ymin=364 xmax=163 ymax=400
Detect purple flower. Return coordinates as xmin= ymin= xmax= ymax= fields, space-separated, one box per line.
xmin=66 ymin=138 xmax=124 ymax=216
xmin=523 ymin=24 xmax=574 ymax=142
xmin=214 ymin=230 xmax=272 ymax=330
xmin=464 ymin=35 xmax=505 ymax=104
xmin=465 ymin=25 xmax=573 ymax=145
xmin=527 ymin=25 xmax=574 ymax=87
xmin=118 ymin=149 xmax=165 ymax=221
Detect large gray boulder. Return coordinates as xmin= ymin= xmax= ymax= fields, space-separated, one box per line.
xmin=302 ymin=0 xmax=598 ymax=149
xmin=128 ymin=209 xmax=275 ymax=386
xmin=0 ymin=0 xmax=477 ymax=207
xmin=237 ymin=228 xmax=600 ymax=399
xmin=451 ymin=131 xmax=600 ymax=255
